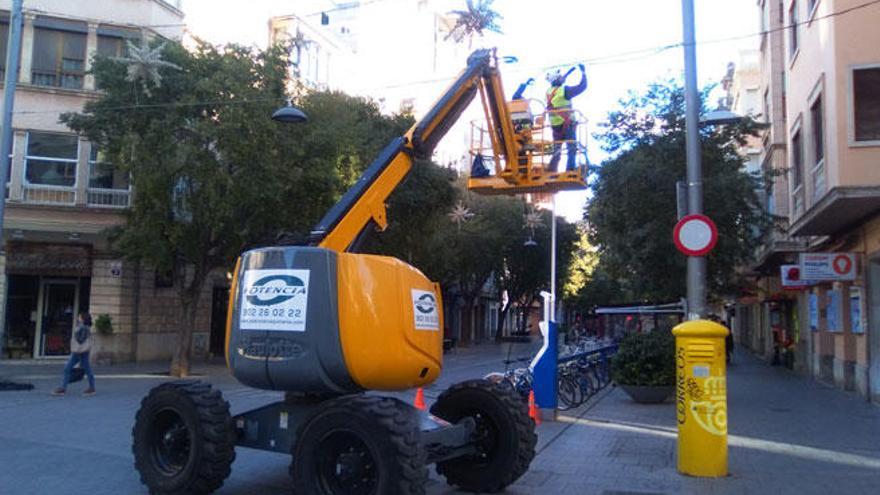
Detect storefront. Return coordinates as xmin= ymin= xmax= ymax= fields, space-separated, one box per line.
xmin=2 ymin=242 xmax=91 ymax=359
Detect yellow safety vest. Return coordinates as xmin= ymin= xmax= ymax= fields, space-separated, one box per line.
xmin=547 ymin=86 xmax=571 ymax=127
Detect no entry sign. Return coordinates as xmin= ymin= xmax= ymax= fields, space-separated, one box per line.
xmin=673 ymin=214 xmax=718 ymax=257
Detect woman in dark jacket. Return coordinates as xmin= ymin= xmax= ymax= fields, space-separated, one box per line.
xmin=52 ymin=312 xmax=96 ymax=396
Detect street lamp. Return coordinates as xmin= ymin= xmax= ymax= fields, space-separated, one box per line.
xmin=272 ymin=100 xmax=308 ymax=124
xmin=700 ymin=109 xmax=743 ymax=126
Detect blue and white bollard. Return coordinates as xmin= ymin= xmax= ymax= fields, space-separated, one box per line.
xmin=529 ymin=291 xmax=558 ymax=419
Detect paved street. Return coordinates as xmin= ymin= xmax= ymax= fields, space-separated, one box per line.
xmin=1 ymin=345 xmax=879 ymax=495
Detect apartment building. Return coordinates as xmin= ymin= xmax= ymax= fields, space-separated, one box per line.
xmin=739 ymin=0 xmax=880 ymax=402
xmin=0 ymin=0 xmax=198 ymax=362
xmin=731 ymin=1 xmax=811 ymax=374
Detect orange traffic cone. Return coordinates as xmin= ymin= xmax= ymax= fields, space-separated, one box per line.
xmin=528 ymin=390 xmax=541 ymax=426
xmin=414 ymin=387 xmax=426 ymax=411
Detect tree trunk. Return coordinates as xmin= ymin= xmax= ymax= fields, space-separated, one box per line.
xmin=170 ymin=296 xmax=199 ymax=377
xmin=170 ymin=265 xmax=206 ymax=377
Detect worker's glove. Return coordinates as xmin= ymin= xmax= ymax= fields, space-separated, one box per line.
xmin=526 ymin=77 xmax=535 ymax=86
xmin=578 ymin=63 xmax=586 ymax=73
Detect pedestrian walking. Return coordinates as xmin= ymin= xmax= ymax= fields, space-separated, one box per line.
xmin=52 ymin=311 xmax=96 ymax=396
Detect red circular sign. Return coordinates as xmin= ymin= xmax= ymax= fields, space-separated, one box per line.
xmin=673 ymin=214 xmax=718 ymax=257
xmin=832 ymin=254 xmax=853 ymax=275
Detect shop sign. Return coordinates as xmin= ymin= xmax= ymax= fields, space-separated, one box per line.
xmin=780 ymin=265 xmax=814 ymax=289
xmin=798 ymin=253 xmax=857 ymax=281
xmin=5 ymin=242 xmax=92 ymax=277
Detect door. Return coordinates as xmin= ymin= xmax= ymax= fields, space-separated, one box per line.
xmin=209 ymin=287 xmax=230 ymax=357
xmin=36 ymin=280 xmax=78 ymax=357
xmin=867 ymin=260 xmax=880 ymax=402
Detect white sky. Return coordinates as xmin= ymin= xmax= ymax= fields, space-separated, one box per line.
xmin=182 ymin=0 xmax=760 ymax=221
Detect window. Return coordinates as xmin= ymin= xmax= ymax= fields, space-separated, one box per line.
xmin=811 ymin=96 xmax=824 ymax=164
xmin=96 ymin=36 xmax=126 ymax=58
xmin=760 ymin=0 xmax=769 ymax=42
xmin=96 ymin=26 xmax=137 ymax=58
xmin=789 ymin=1 xmax=799 ymax=58
xmin=791 ymin=130 xmax=803 ymax=188
xmin=32 ymin=22 xmax=87 ymax=89
xmin=25 ymin=132 xmax=78 ymax=187
xmin=0 ymin=21 xmax=8 ymax=80
xmin=854 ymin=68 xmax=880 ymax=142
xmin=89 ymin=147 xmax=129 ymax=190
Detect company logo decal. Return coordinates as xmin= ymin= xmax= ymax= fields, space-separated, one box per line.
xmin=239 ymin=269 xmax=310 ymax=332
xmin=245 ymin=274 xmax=307 ymax=306
xmin=411 ymin=289 xmax=440 ymax=331
xmin=415 ymin=293 xmax=436 ymax=314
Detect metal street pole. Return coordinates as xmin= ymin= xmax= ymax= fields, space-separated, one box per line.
xmin=550 ymin=195 xmax=557 ymax=322
xmin=681 ymin=0 xmax=706 ymax=320
xmin=0 ymin=0 xmax=22 ymax=230
xmin=0 ymin=0 xmax=23 ymax=358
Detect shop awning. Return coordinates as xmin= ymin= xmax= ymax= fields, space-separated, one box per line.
xmin=595 ymin=301 xmax=685 ymax=315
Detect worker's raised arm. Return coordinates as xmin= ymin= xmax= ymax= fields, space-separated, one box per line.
xmin=565 ymin=64 xmax=588 ymax=100
xmin=310 ymin=49 xmax=517 ymax=252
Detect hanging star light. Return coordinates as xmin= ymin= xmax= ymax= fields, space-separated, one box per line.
xmin=115 ymin=36 xmax=181 ymax=97
xmin=524 ymin=209 xmax=544 ymax=231
xmin=448 ymin=201 xmax=475 ymax=229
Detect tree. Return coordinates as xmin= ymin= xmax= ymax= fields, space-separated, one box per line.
xmin=445 ymin=0 xmax=503 ymax=47
xmin=491 ymin=207 xmax=578 ymax=338
xmin=583 ymin=80 xmax=771 ymax=304
xmin=63 ymin=39 xmax=411 ymax=376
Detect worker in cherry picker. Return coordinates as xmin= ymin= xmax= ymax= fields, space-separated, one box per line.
xmin=546 ymin=63 xmax=587 ymax=172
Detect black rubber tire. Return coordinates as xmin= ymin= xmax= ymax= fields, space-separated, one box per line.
xmin=132 ymin=380 xmax=235 ymax=495
xmin=429 ymin=379 xmax=537 ymax=493
xmin=291 ymin=395 xmax=427 ymax=495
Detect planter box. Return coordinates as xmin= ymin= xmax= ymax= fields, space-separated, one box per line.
xmin=619 ymin=384 xmax=674 ymax=404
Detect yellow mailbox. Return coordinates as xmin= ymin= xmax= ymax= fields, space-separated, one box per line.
xmin=672 ymin=320 xmax=729 ymax=477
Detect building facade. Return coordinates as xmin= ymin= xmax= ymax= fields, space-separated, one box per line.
xmin=0 ymin=1 xmax=231 ymax=364
xmin=736 ymin=0 xmax=880 ymax=402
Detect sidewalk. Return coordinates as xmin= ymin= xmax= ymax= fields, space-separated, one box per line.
xmin=1 ymin=345 xmax=877 ymax=494
xmin=510 ymin=350 xmax=880 ymax=495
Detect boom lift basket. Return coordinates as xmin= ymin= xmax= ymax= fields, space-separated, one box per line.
xmin=467 ymin=98 xmax=589 ymax=195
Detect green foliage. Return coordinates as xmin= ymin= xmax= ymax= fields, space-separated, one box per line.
xmin=62 ymin=39 xmax=411 ymax=375
xmin=611 ymin=330 xmax=675 ymax=386
xmin=94 ymin=314 xmax=113 ymax=335
xmin=582 ymin=80 xmax=772 ymax=306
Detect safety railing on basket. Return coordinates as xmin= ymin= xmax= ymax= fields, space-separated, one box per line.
xmin=468 ymin=106 xmax=589 ymax=178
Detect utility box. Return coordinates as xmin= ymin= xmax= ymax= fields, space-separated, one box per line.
xmin=672 ymin=320 xmax=729 ymax=477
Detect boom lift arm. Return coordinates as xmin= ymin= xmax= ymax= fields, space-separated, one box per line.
xmin=308 ymin=49 xmax=518 ymax=253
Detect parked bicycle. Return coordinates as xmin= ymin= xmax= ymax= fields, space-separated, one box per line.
xmin=484 ymin=342 xmax=616 ymax=410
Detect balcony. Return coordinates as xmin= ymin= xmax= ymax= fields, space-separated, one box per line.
xmin=86 ymin=188 xmax=130 ymax=208
xmin=7 ymin=183 xmax=130 ymax=209
xmin=791 ymin=187 xmax=880 ymax=236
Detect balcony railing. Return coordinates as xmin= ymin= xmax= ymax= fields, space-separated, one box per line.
xmin=22 ymin=185 xmax=75 ymax=205
xmin=87 ymin=188 xmax=130 ymax=208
